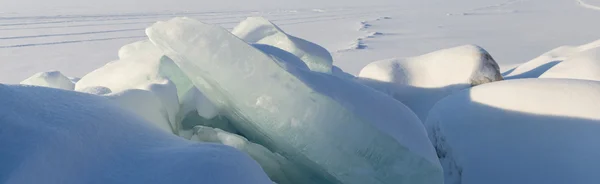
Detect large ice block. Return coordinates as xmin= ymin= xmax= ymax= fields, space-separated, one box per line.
xmin=147 ymin=17 xmax=442 ymax=184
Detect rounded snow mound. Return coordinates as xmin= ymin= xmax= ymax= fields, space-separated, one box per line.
xmin=505 ymin=39 xmax=600 ymax=79
xmin=539 ymin=47 xmax=600 ymax=81
xmin=20 ymin=71 xmax=75 ymax=90
xmin=359 ymin=44 xmax=502 ymax=88
xmin=358 ymin=45 xmax=502 ymax=120
xmin=425 ymin=79 xmax=600 ymax=184
xmin=0 ymin=84 xmax=271 ymax=184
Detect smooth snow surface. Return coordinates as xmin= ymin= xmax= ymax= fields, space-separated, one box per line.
xmin=0 ymin=84 xmax=271 ymax=184
xmin=147 ymin=17 xmax=442 ymax=184
xmin=233 ymin=17 xmax=334 ymax=73
xmin=539 ymin=47 xmax=600 ymax=81
xmin=358 ymin=45 xmax=502 ymax=120
xmin=425 ymin=79 xmax=600 ymax=184
xmin=20 ymin=71 xmax=75 ymax=90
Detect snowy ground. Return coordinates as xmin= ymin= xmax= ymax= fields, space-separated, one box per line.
xmin=1 ymin=0 xmax=600 ymax=83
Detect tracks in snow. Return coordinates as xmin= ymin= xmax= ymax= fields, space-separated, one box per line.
xmin=0 ymin=6 xmax=402 ymax=48
xmin=337 ymin=16 xmax=390 ymax=52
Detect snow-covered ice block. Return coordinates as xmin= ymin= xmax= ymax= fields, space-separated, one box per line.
xmin=147 ymin=17 xmax=442 ymax=184
xmin=20 ymin=71 xmax=75 ymax=90
xmin=0 ymin=84 xmax=272 ymax=184
xmin=191 ymin=126 xmax=293 ymax=184
xmin=232 ymin=17 xmax=333 ymax=73
xmin=425 ymin=79 xmax=600 ymax=184
xmin=505 ymin=39 xmax=600 ymax=79
xmin=358 ymin=45 xmax=502 ymax=120
xmin=539 ymin=47 xmax=600 ymax=81
xmin=252 ymin=43 xmax=310 ymax=71
xmin=76 ymin=40 xmax=218 ymax=133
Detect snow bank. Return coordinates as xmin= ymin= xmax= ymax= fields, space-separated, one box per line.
xmin=539 ymin=47 xmax=600 ymax=81
xmin=232 ymin=17 xmax=334 ymax=73
xmin=20 ymin=71 xmax=75 ymax=90
xmin=505 ymin=39 xmax=600 ymax=79
xmin=425 ymin=79 xmax=600 ymax=184
xmin=358 ymin=45 xmax=502 ymax=120
xmin=0 ymin=84 xmax=271 ymax=184
xmin=147 ymin=17 xmax=442 ymax=184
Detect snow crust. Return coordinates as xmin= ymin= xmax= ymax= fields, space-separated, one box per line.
xmin=425 ymin=79 xmax=600 ymax=184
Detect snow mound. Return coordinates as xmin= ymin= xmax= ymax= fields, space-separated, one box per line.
xmin=147 ymin=17 xmax=442 ymax=184
xmin=425 ymin=79 xmax=600 ymax=184
xmin=0 ymin=84 xmax=271 ymax=184
xmin=539 ymin=47 xmax=600 ymax=81
xmin=20 ymin=71 xmax=75 ymax=90
xmin=358 ymin=45 xmax=502 ymax=120
xmin=232 ymin=17 xmax=333 ymax=73
xmin=505 ymin=39 xmax=600 ymax=79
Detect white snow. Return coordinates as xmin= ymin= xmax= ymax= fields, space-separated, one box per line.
xmin=358 ymin=45 xmax=502 ymax=120
xmin=232 ymin=17 xmax=334 ymax=73
xmin=75 ymin=39 xmax=218 ymax=133
xmin=147 ymin=17 xmax=442 ymax=184
xmin=0 ymin=84 xmax=272 ymax=184
xmin=539 ymin=47 xmax=600 ymax=81
xmin=3 ymin=0 xmax=600 ymax=183
xmin=425 ymin=79 xmax=600 ymax=184
xmin=504 ymin=39 xmax=600 ymax=79
xmin=20 ymin=71 xmax=75 ymax=90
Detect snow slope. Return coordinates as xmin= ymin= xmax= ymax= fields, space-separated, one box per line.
xmin=425 ymin=79 xmax=600 ymax=184
xmin=0 ymin=84 xmax=271 ymax=184
xmin=2 ymin=0 xmax=600 ymax=83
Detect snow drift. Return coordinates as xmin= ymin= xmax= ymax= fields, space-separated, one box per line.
xmin=358 ymin=45 xmax=503 ymax=120
xmin=0 ymin=84 xmax=271 ymax=184
xmin=425 ymin=79 xmax=600 ymax=184
xmin=539 ymin=47 xmax=600 ymax=81
xmin=504 ymin=39 xmax=600 ymax=79
xmin=147 ymin=17 xmax=442 ymax=184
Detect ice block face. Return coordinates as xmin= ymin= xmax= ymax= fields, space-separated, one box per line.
xmin=147 ymin=17 xmax=442 ymax=184
xmin=232 ymin=17 xmax=333 ymax=73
